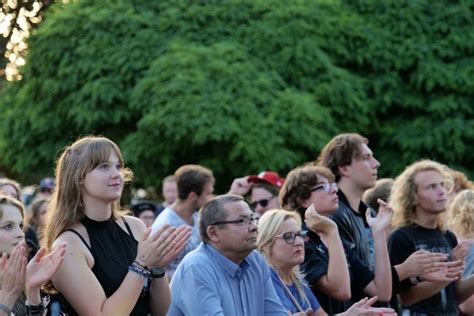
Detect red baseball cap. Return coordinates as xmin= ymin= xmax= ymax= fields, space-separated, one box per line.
xmin=247 ymin=171 xmax=284 ymax=188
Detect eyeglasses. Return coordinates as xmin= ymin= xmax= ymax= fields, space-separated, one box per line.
xmin=249 ymin=196 xmax=276 ymax=210
xmin=275 ymin=231 xmax=305 ymax=245
xmin=310 ymin=182 xmax=337 ymax=193
xmin=211 ymin=215 xmax=259 ymax=227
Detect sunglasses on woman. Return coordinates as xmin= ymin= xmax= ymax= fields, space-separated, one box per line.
xmin=249 ymin=195 xmax=276 ymax=210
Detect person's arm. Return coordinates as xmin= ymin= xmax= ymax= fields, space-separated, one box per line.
xmin=305 ymin=204 xmax=350 ymax=301
xmin=362 ymin=202 xmax=392 ymax=301
xmin=0 ymin=242 xmax=27 ymax=315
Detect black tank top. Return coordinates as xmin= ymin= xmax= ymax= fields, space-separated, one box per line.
xmin=61 ymin=216 xmax=150 ymax=315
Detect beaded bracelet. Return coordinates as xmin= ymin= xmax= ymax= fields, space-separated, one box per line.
xmin=129 ymin=263 xmax=152 ymax=297
xmin=0 ymin=303 xmax=11 ymax=315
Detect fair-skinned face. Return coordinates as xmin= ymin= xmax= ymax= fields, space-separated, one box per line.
xmin=212 ymin=201 xmax=258 ymax=263
xmin=302 ymin=175 xmax=339 ymax=216
xmin=342 ymin=144 xmax=380 ymax=190
xmin=194 ymin=182 xmax=214 ymax=210
xmin=138 ymin=210 xmax=156 ymax=228
xmin=270 ymin=218 xmax=305 ymax=273
xmin=414 ymin=170 xmax=448 ymax=215
xmin=81 ymin=152 xmax=124 ymax=206
xmin=250 ymin=187 xmax=279 ymax=215
xmin=0 ymin=205 xmax=24 ymax=256
xmin=162 ymin=180 xmax=177 ymax=205
xmin=0 ymin=185 xmax=18 ymax=200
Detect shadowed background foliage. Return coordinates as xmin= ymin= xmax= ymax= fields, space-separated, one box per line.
xmin=1 ymin=0 xmax=473 ymax=191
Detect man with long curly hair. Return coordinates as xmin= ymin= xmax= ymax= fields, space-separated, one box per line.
xmin=389 ymin=159 xmax=474 ymax=315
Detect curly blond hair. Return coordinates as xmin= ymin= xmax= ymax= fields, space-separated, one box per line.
xmin=448 ymin=190 xmax=474 ymax=238
xmin=391 ymin=160 xmax=450 ymax=229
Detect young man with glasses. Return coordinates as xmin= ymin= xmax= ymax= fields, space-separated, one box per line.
xmin=168 ymin=194 xmax=287 ymax=315
xmin=228 ymin=171 xmax=284 ymax=215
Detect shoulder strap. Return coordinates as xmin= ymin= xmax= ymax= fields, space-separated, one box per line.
xmin=63 ymin=229 xmax=92 ymax=251
xmin=278 ymin=275 xmax=305 ymax=313
xmin=121 ymin=217 xmax=135 ymax=240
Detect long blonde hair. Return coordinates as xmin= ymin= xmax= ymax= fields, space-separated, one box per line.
xmin=448 ymin=190 xmax=474 ymax=239
xmin=391 ymin=159 xmax=450 ymax=229
xmin=43 ymin=136 xmax=131 ymax=250
xmin=257 ymin=209 xmax=310 ymax=308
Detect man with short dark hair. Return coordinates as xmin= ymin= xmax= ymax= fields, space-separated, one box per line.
xmin=151 ymin=164 xmax=214 ymax=278
xmin=168 ymin=194 xmax=287 ymax=315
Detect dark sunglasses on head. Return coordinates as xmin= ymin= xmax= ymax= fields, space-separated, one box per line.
xmin=249 ymin=196 xmax=276 ymax=210
xmin=275 ymin=231 xmax=305 ymax=245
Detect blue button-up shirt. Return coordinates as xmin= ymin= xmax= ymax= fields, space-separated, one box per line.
xmin=168 ymin=242 xmax=287 ymax=316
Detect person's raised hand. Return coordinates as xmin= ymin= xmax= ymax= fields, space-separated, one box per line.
xmin=0 ymin=241 xmax=27 ymax=307
xmin=26 ymin=242 xmax=67 ymax=290
xmin=366 ymin=199 xmax=393 ymax=233
xmin=228 ymin=176 xmax=253 ymax=197
xmin=304 ymin=204 xmax=337 ymax=236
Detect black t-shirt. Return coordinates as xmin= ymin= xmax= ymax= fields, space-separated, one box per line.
xmin=301 ymin=231 xmax=374 ymax=314
xmin=388 ymin=224 xmax=458 ymax=315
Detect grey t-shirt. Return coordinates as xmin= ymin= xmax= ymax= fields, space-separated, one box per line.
xmin=151 ymin=207 xmax=201 ymax=278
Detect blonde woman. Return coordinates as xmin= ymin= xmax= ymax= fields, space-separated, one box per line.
xmin=42 ymin=136 xmax=191 ymax=315
xmin=448 ymin=189 xmax=474 ymax=315
xmin=257 ymin=208 xmax=396 ymax=316
xmin=0 ymin=194 xmax=66 ymax=315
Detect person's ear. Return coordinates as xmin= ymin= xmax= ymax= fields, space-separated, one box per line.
xmin=299 ymin=197 xmax=311 ymax=209
xmin=338 ymin=165 xmax=351 ymax=177
xmin=207 ymin=225 xmax=220 ymax=243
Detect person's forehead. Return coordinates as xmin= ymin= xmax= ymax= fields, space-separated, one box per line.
xmin=1 ymin=204 xmax=23 ymax=222
xmin=415 ymin=170 xmax=443 ymax=186
xmin=358 ymin=143 xmax=373 ymax=155
xmin=224 ymin=201 xmax=252 ymax=218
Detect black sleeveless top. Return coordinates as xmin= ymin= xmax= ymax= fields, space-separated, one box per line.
xmin=61 ymin=216 xmax=150 ymax=315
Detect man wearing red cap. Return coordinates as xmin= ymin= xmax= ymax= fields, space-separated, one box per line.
xmin=229 ymin=171 xmax=284 ymax=215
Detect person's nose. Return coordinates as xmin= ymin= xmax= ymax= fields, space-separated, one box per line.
xmin=372 ymin=157 xmax=380 ymax=169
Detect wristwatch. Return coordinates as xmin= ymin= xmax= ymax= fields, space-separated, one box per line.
xmin=150 ymin=267 xmax=166 ymax=278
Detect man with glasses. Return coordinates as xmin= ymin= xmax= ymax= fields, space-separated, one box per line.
xmin=228 ymin=171 xmax=284 ymax=215
xmin=168 ymin=194 xmax=287 ymax=315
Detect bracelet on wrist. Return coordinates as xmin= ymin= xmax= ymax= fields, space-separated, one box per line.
xmin=129 ymin=263 xmax=151 ymax=279
xmin=25 ymin=300 xmax=45 ymax=314
xmin=0 ymin=304 xmax=11 ymax=315
xmin=150 ymin=267 xmax=167 ymax=279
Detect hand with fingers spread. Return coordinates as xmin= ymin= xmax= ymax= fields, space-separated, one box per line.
xmin=26 ymin=243 xmax=67 ymax=290
xmin=340 ymin=296 xmax=397 ymax=316
xmin=0 ymin=241 xmax=27 ymax=309
xmin=366 ymin=199 xmax=393 ymax=233
xmin=304 ymin=204 xmax=337 ymax=236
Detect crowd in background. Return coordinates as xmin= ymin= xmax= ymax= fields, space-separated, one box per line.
xmin=0 ymin=133 xmax=473 ymax=315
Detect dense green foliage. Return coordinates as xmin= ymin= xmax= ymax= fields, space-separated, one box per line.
xmin=0 ymin=0 xmax=472 ymax=190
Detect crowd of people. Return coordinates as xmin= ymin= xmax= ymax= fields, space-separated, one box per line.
xmin=0 ymin=132 xmax=473 ymax=315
